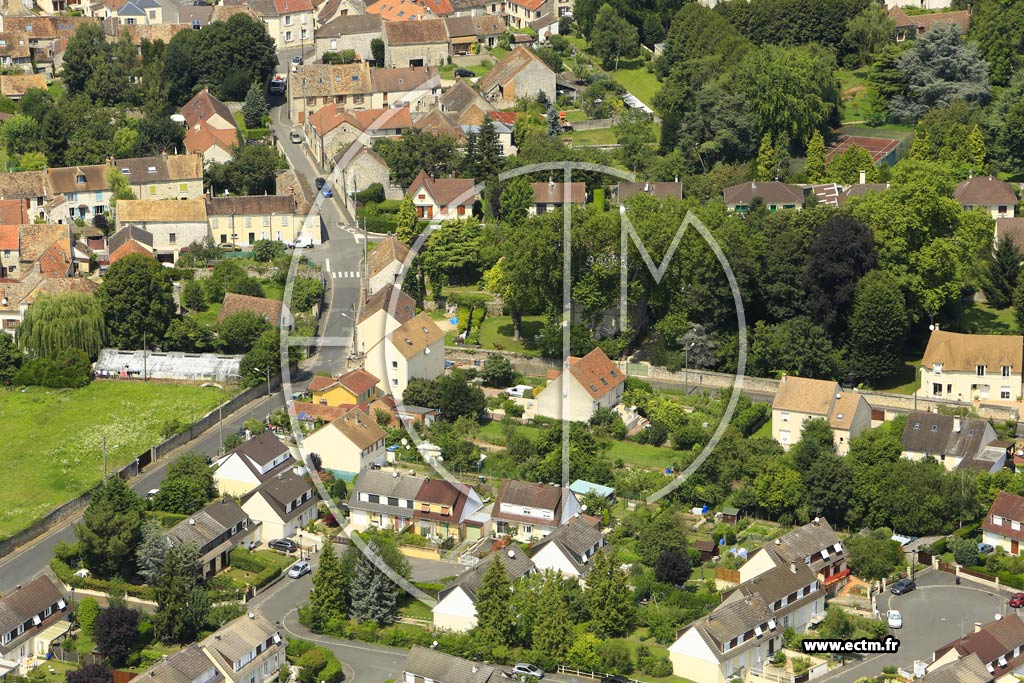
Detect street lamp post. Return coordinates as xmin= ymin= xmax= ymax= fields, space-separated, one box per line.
xmin=254 ymin=366 xmax=272 ymax=420
xmin=684 ymin=341 xmax=695 ymax=396
xmin=298 ymin=531 xmax=303 ymax=561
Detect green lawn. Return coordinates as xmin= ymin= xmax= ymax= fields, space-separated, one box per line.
xmin=0 ymin=382 xmax=234 ymax=540
xmin=872 ymin=354 xmax=923 ymax=394
xmin=438 ymin=57 xmax=495 ymax=80
xmin=603 ymin=439 xmax=679 ymax=470
xmin=571 ymin=128 xmax=618 ymax=146
xmin=398 ymin=596 xmax=434 ymax=620
xmin=837 ymin=68 xmax=870 ymax=124
xmin=263 ymin=281 xmax=285 ymax=300
xmin=565 ymin=109 xmax=587 ymax=122
xmin=608 ymin=58 xmax=661 ymax=108
xmin=478 ymin=421 xmax=543 ymax=444
xmin=487 ymin=47 xmax=509 ymax=61
xmin=191 ymin=302 xmax=222 ymax=328
xmin=218 ymin=549 xmax=294 ymax=590
xmin=963 ymin=301 xmax=1017 ymax=334
xmin=455 ymin=315 xmax=547 ymax=355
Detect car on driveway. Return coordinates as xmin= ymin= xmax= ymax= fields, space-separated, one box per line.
xmin=218 ymin=242 xmax=241 ymax=252
xmin=1010 ymin=593 xmax=1024 ymax=608
xmin=290 ymin=55 xmax=303 ymax=71
xmin=890 ymin=578 xmax=916 ymax=595
xmin=979 ymin=543 xmax=995 ymax=555
xmin=322 ymin=186 xmax=333 ymax=198
xmin=887 ymin=610 xmax=903 ymax=629
xmin=268 ymin=538 xmax=297 ymax=553
xmin=288 ymin=561 xmax=311 ymax=578
xmin=315 ymin=177 xmax=326 ymax=190
xmin=455 ymin=68 xmax=476 ymax=77
xmin=511 ymin=664 xmax=543 ymax=679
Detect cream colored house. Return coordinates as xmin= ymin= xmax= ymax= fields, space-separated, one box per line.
xmin=901 ymin=411 xmax=1005 ymax=473
xmin=920 ymin=330 xmax=1024 ymax=402
xmin=534 ymin=347 xmax=625 ymax=423
xmin=367 ymin=234 xmax=411 ymax=294
xmin=198 ymin=613 xmax=285 ymax=683
xmin=301 ymin=406 xmax=386 ymax=475
xmin=931 ymin=615 xmax=1024 ymax=682
xmin=491 ymin=479 xmax=581 ymax=542
xmin=212 ymin=431 xmax=295 ymax=497
xmin=920 ymin=654 xmax=993 ymax=683
xmin=954 ymin=175 xmax=1018 ymax=220
xmin=355 ymin=283 xmax=417 ymax=357
xmin=771 ymin=376 xmax=871 ymax=455
xmin=273 ymin=0 xmax=314 ymax=47
xmin=364 ymin=311 xmax=445 ymax=398
xmin=115 ymin=155 xmax=204 ymax=200
xmin=738 ymin=518 xmax=847 ymax=589
xmin=982 ymin=492 xmax=1024 ymax=556
xmin=530 ymin=514 xmax=606 ymax=580
xmin=347 ymin=469 xmax=424 ymax=532
xmin=115 ymin=198 xmax=210 ymax=263
xmin=240 ymin=469 xmax=319 ymax=542
xmin=432 ymin=549 xmax=536 ymax=632
xmin=407 ymin=171 xmax=477 ymax=220
xmin=206 ymin=195 xmax=304 ymax=246
xmin=668 ymin=563 xmax=825 ymax=683
xmin=0 ymin=576 xmax=69 ymax=676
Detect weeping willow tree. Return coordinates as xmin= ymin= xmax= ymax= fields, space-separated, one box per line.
xmin=17 ymin=292 xmax=107 ymax=360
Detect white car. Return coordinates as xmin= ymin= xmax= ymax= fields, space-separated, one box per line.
xmin=505 ymin=385 xmax=533 ymax=398
xmin=145 ymin=488 xmax=160 ymax=499
xmin=887 ymin=610 xmax=903 ymax=629
xmin=511 ymin=664 xmax=544 ymax=679
xmin=288 ymin=561 xmax=311 ymax=579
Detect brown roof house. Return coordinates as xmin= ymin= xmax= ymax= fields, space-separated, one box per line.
xmin=889 ymin=5 xmax=971 ymax=42
xmin=723 ymin=181 xmax=805 ymax=212
xmin=355 ymin=282 xmax=417 ymax=355
xmin=0 ymin=575 xmax=69 ymax=676
xmin=901 ymin=411 xmax=1006 ymax=474
xmin=382 ymin=17 xmax=449 ymax=68
xmin=288 ymin=62 xmax=373 ymax=124
xmin=205 ymin=194 xmax=305 ymax=247
xmin=491 ymin=478 xmax=582 ymax=542
xmin=534 ymin=347 xmax=625 ymax=423
xmin=407 ymin=170 xmax=477 ymax=220
xmin=0 ymin=73 xmax=45 ymax=100
xmin=530 ymin=514 xmax=607 ymax=580
xmin=432 ymin=545 xmax=536 ymax=632
xmin=181 ymin=89 xmax=240 ymax=164
xmin=240 ymin=468 xmax=319 ymax=542
xmin=982 ymin=492 xmax=1024 ymax=556
xmin=302 ymin=405 xmax=387 ymax=474
xmin=197 ymin=612 xmax=285 ymax=683
xmin=218 ymin=292 xmax=293 ymax=330
xmin=955 ymin=175 xmax=1019 ymax=219
xmin=739 ymin=517 xmax=848 ymax=588
xmin=366 ymin=234 xmax=412 ymax=293
xmin=114 ymin=154 xmax=204 ymax=201
xmin=114 ymin=197 xmax=209 ymax=262
xmin=616 ymin=181 xmax=684 ymax=203
xmin=304 ymin=104 xmax=410 ymax=169
xmin=167 ymin=498 xmax=260 ymax=578
xmin=530 ymin=179 xmax=586 ymax=215
xmin=368 ymin=64 xmax=441 ymax=111
xmin=920 ymin=329 xmax=1024 ymax=403
xmin=438 ymin=78 xmax=494 ymax=125
xmin=771 ymin=376 xmax=871 ymax=455
xmin=995 ymin=217 xmax=1024 ymax=251
xmin=402 ymin=646 xmax=497 ymax=683
xmin=921 ymin=654 xmax=993 ymax=683
xmin=478 ymin=45 xmax=555 ymax=108
xmin=931 ymin=613 xmax=1024 ymax=679
xmin=212 ymin=431 xmax=296 ymax=496
xmin=364 ymin=310 xmax=446 ymax=398
xmin=668 ymin=561 xmax=826 ymax=682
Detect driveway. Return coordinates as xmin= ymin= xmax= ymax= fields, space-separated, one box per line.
xmin=406 ymin=556 xmax=469 ymax=583
xmin=816 ymin=571 xmax=1017 ymax=683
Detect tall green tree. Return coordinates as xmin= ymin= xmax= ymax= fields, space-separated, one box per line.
xmin=827 ymin=145 xmax=877 ymax=184
xmin=17 ymin=293 xmax=106 ymax=360
xmin=590 ymin=4 xmax=640 ymax=69
xmin=98 ymin=253 xmax=176 ymax=349
xmin=474 ymin=556 xmax=513 ymax=646
xmin=585 ymin=549 xmax=633 ymax=637
xmin=395 ymin=197 xmax=419 ymax=245
xmin=348 ymin=542 xmax=399 ymax=626
xmin=803 ymin=214 xmax=877 ymax=340
xmin=0 ymin=333 xmax=22 ymax=385
xmin=136 ymin=519 xmax=168 ymax=586
xmin=205 ymin=143 xmax=287 ymax=196
xmin=980 ymin=235 xmax=1022 ymax=309
xmin=532 ymin=573 xmax=573 ymax=661
xmin=847 ymin=269 xmax=908 ymax=383
xmin=63 ymin=23 xmax=109 ymax=96
xmin=841 ymin=4 xmax=895 ymax=68
xmin=153 ymin=541 xmax=209 ymax=644
xmin=615 ymin=108 xmax=655 ymax=172
xmin=75 ymin=477 xmax=146 ymax=578
xmin=805 ymin=130 xmax=826 ymax=182
xmin=755 ymin=133 xmax=776 ymax=180
xmin=309 ymin=540 xmax=347 ymax=629
xmin=498 ymin=176 xmax=533 ymax=224
xmin=242 ymin=81 xmax=269 ymax=128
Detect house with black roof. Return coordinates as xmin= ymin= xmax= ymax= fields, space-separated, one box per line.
xmin=212 ymin=432 xmax=296 ymax=497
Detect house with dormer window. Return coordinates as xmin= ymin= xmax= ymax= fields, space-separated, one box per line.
xmin=302 ymin=406 xmax=387 ymax=476
xmin=534 ymin=347 xmax=625 ymax=423
xmin=0 ymin=576 xmax=69 ymax=676
xmin=241 ymin=469 xmax=318 ymax=542
xmin=982 ymin=492 xmax=1024 ymax=556
xmin=213 ymin=431 xmax=295 ymax=496
xmin=364 ymin=311 xmax=446 ymax=398
xmin=920 ymin=330 xmax=1024 ymax=402
xmin=931 ymin=614 xmax=1024 ymax=682
xmin=739 ymin=518 xmax=848 ymax=589
xmin=199 ymin=612 xmax=284 ymax=683
xmin=771 ymin=375 xmax=871 ymax=455
xmin=901 ymin=411 xmax=1006 ymax=473
xmin=668 ymin=562 xmax=826 ymax=683
xmin=348 ymin=470 xmax=424 ymax=532
xmin=167 ymin=499 xmax=261 ymax=578
xmin=530 ymin=514 xmax=606 ymax=580
xmin=491 ymin=479 xmax=581 ymax=542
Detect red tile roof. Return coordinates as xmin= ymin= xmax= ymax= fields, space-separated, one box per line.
xmin=274 ymin=0 xmax=313 ymax=13
xmin=407 ymin=170 xmax=477 ymax=207
xmin=0 ymin=225 xmax=17 ymax=251
xmin=983 ymin=491 xmax=1024 ymax=542
xmin=184 ymin=122 xmax=239 ymax=156
xmin=310 ymin=375 xmax=340 ymax=392
xmin=108 ymin=239 xmax=154 ymax=264
xmin=567 ymin=347 xmax=624 ymax=400
xmin=338 ymin=368 xmax=379 ymax=395
xmin=217 ymin=293 xmax=285 ymax=326
xmin=0 ymin=200 xmax=27 ymax=225
xmin=289 ymin=400 xmax=354 ymax=422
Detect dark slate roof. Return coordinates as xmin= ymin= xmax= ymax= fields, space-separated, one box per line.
xmin=242 ymin=470 xmax=316 ymax=522
xmin=403 ymin=646 xmax=496 ymax=683
xmin=902 ymin=411 xmax=994 ymax=459
xmin=441 ymin=547 xmax=535 ymax=600
xmin=167 ymin=498 xmax=249 ymax=548
xmin=921 ymin=653 xmax=992 ymax=683
xmin=108 ymin=224 xmax=154 ymax=252
xmin=357 ymin=283 xmax=417 ymax=323
xmin=530 ymin=515 xmax=604 ymax=574
xmin=0 ymin=575 xmax=65 ymax=636
xmin=229 ymin=431 xmax=291 ymax=466
xmin=772 ymin=518 xmax=842 ymax=564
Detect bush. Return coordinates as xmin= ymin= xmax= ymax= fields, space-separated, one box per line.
xmin=252 ymin=240 xmax=286 ymax=262
xmin=601 ymin=640 xmax=633 ymax=675
xmin=77 ymin=598 xmax=100 ymax=636
xmin=14 ymin=348 xmax=92 ymax=388
xmin=639 ymin=655 xmax=673 ymax=677
xmin=355 ymin=183 xmax=386 ymax=205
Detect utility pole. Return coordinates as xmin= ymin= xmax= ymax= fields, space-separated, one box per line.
xmin=218 ymin=403 xmax=224 ymax=457
xmin=102 ymin=434 xmax=107 ymax=480
xmin=143 ymin=332 xmax=147 ymax=381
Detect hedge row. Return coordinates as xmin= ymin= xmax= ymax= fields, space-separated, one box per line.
xmin=50 ymin=558 xmax=155 ymax=600
xmin=285 ymin=639 xmax=343 ymax=683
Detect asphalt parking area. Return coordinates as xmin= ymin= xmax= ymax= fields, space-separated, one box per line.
xmin=818 ymin=570 xmax=1018 ymax=683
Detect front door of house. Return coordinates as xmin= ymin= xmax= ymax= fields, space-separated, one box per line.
xmin=1013 ymin=540 xmax=1019 ymax=555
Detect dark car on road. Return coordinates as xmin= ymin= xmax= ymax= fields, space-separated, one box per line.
xmin=315 ymin=177 xmax=326 ymax=190
xmin=268 ymin=538 xmax=297 ymax=553
xmin=890 ymin=579 xmax=916 ymax=595
xmin=1011 ymin=593 xmax=1024 ymax=608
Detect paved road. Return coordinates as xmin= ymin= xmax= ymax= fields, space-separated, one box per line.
xmin=0 ymin=388 xmax=289 ymax=594
xmin=268 ymin=67 xmax=363 ymax=378
xmin=815 ymin=571 xmax=1017 ymax=683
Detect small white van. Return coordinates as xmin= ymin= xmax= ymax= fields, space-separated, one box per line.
xmin=505 ymin=385 xmax=533 ymax=398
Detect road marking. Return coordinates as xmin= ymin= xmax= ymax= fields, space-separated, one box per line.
xmin=325 ymin=257 xmax=331 ymax=273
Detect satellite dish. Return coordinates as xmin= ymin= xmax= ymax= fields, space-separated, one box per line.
xmin=170 ymin=114 xmax=186 ymax=124
xmin=581 ymin=504 xmax=588 ymax=512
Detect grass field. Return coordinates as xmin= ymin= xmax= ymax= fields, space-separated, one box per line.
xmin=963 ymin=301 xmax=1017 ymax=334
xmin=438 ymin=58 xmax=495 ymax=80
xmin=572 ymin=128 xmax=617 ymax=145
xmin=608 ymin=58 xmax=661 ymax=108
xmin=837 ymin=68 xmax=870 ymax=124
xmin=191 ymin=302 xmax=223 ymax=328
xmin=451 ymin=315 xmax=547 ymax=355
xmin=0 ymin=382 xmax=234 ymax=540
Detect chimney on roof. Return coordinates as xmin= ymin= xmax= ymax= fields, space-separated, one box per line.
xmin=790 ymin=561 xmax=796 ymax=573
xmin=976 ymin=622 xmax=983 ymax=633
xmin=859 ymin=170 xmax=866 ymax=185
xmin=954 ymin=416 xmax=962 ymax=433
